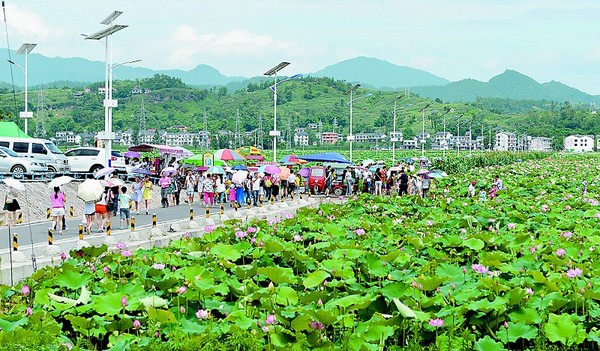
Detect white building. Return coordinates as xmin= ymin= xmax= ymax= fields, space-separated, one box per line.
xmin=402 ymin=139 xmax=418 ymax=149
xmin=564 ymin=135 xmax=594 ymax=152
xmin=294 ymin=131 xmax=309 ymax=146
xmin=163 ymin=132 xmax=196 ymax=146
xmin=495 ymin=132 xmax=517 ymax=151
xmin=529 ymin=137 xmax=553 ymax=152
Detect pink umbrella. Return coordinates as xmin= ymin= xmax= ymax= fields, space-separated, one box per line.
xmin=264 ymin=165 xmax=281 ymax=174
xmin=214 ymin=149 xmax=245 ymax=161
xmin=232 ymin=170 xmax=249 ymax=185
xmin=279 ymin=167 xmax=291 ymax=180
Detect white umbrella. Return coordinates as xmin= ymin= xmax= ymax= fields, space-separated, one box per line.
xmin=101 ymin=178 xmax=125 ymax=188
xmin=232 ymin=171 xmax=249 ymax=185
xmin=95 ymin=167 xmax=116 ymax=179
xmin=48 ymin=176 xmax=74 ymax=189
xmin=77 ymin=179 xmax=104 ymax=202
xmin=2 ymin=178 xmax=25 ymax=191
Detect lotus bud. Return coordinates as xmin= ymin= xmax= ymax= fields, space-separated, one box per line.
xmin=317 ymin=299 xmax=323 ymax=307
xmin=268 ymin=282 xmax=275 ymax=292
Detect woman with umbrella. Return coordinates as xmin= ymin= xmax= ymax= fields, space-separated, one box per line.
xmin=3 ymin=185 xmax=21 ymax=226
xmin=49 ymin=187 xmax=66 ymax=235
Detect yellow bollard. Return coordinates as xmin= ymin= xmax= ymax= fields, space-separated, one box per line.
xmin=106 ymin=221 xmax=111 ymax=236
xmin=152 ymin=213 xmax=157 ymax=227
xmin=220 ymin=204 xmax=224 ymax=215
xmin=46 ymin=207 xmax=51 ymax=220
xmin=270 ymin=196 xmax=274 ymax=205
xmin=48 ymin=229 xmax=53 ymax=246
xmin=69 ymin=206 xmax=74 ymax=218
xmin=205 ymin=206 xmax=210 ymax=219
xmin=12 ymin=234 xmax=18 ymax=251
xmin=131 ymin=217 xmax=136 ymax=232
xmin=78 ymin=224 xmax=83 ymax=241
xmin=17 ymin=212 xmax=22 ymax=224
xmin=189 ymin=208 xmax=194 ymax=221
xmin=259 ymin=195 xmax=263 ymax=207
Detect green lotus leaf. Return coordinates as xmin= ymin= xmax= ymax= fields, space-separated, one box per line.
xmin=54 ymin=265 xmax=93 ymax=290
xmin=544 ymin=313 xmax=586 ymax=346
xmin=210 ymin=244 xmax=241 ymax=261
xmin=463 ymin=238 xmax=485 ymax=250
xmin=364 ymin=324 xmax=395 ymax=342
xmin=435 ymin=263 xmax=464 ymax=282
xmin=303 ymin=270 xmax=330 ymax=289
xmin=179 ymin=318 xmax=207 ymax=334
xmin=291 ymin=314 xmax=313 ymax=332
xmin=225 ymin=310 xmax=253 ymax=329
xmin=275 ymin=286 xmax=299 ymax=305
xmin=148 ymin=307 xmax=177 ymax=325
xmin=498 ymin=322 xmax=538 ymax=343
xmin=392 ymin=298 xmax=417 ymax=318
xmin=257 ymin=266 xmax=296 ymax=284
xmin=48 ymin=285 xmax=91 ymax=307
xmin=0 ymin=316 xmax=28 ymax=332
xmin=139 ymin=295 xmax=169 ymax=309
xmin=474 ymin=335 xmax=506 ymax=351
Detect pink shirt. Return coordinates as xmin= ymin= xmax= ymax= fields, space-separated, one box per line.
xmin=158 ymin=176 xmax=171 ymax=189
xmin=50 ymin=192 xmax=65 ymax=208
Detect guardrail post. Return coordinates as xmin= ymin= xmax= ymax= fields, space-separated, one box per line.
xmin=17 ymin=212 xmax=22 ymax=224
xmin=70 ymin=206 xmax=74 ymax=218
xmin=46 ymin=207 xmax=51 ymax=220
xmin=220 ymin=203 xmax=225 ymax=214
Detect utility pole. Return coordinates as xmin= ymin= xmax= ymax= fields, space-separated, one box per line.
xmin=202 ymin=108 xmax=209 ymax=150
xmin=286 ymin=115 xmax=292 ymax=150
xmin=35 ymin=87 xmax=46 ymax=138
xmin=258 ymin=114 xmax=264 ymax=148
xmin=235 ymin=109 xmax=241 ymax=148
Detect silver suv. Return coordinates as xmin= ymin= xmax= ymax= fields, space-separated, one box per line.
xmin=64 ymin=147 xmax=126 ymax=176
xmin=0 ymin=146 xmax=48 ymax=178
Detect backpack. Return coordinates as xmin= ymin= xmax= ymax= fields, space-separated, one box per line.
xmin=265 ymin=177 xmax=272 ymax=187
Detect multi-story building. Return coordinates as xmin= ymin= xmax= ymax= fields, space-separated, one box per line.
xmin=529 ymin=137 xmax=553 ymax=152
xmin=354 ymin=133 xmax=386 ymax=143
xmin=294 ymin=131 xmax=309 ymax=146
xmin=495 ymin=132 xmax=517 ymax=151
xmin=564 ymin=135 xmax=594 ymax=152
xmin=162 ymin=131 xmax=196 ymax=146
xmin=138 ymin=130 xmax=157 ymax=144
xmin=321 ymin=132 xmax=339 ymax=144
xmin=402 ymin=139 xmax=418 ymax=149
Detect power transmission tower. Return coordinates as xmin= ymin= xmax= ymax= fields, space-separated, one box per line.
xmin=318 ymin=119 xmax=323 ymax=146
xmin=258 ymin=114 xmax=264 ymax=148
xmin=235 ymin=109 xmax=241 ymax=148
xmin=202 ymin=108 xmax=209 ymax=149
xmin=34 ymin=87 xmax=47 ymax=138
xmin=286 ymin=115 xmax=292 ymax=149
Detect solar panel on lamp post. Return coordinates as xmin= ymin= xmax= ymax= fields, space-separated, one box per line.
xmin=10 ymin=43 xmax=36 ymax=136
xmin=264 ymin=62 xmax=290 ymax=163
xmin=84 ymin=11 xmax=128 ymax=170
xmin=391 ymin=96 xmax=403 ymax=165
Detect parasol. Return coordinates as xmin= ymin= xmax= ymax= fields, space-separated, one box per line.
xmin=47 ymin=176 xmax=74 ymax=189
xmin=77 ymin=179 xmax=104 ymax=202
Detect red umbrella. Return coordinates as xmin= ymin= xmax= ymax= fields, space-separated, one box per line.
xmin=214 ymin=149 xmax=245 ymax=161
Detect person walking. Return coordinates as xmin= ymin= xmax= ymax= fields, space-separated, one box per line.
xmin=3 ymin=186 xmax=21 ymax=226
xmin=203 ymin=174 xmax=215 ymax=207
xmin=118 ymin=186 xmax=132 ymax=229
xmin=131 ymin=177 xmax=143 ymax=215
xmin=215 ymin=175 xmax=226 ymax=204
xmin=374 ymin=168 xmax=383 ymax=196
xmin=158 ymin=172 xmax=171 ymax=208
xmin=142 ymin=176 xmax=153 ymax=215
xmin=95 ymin=189 xmax=109 ymax=232
xmin=49 ymin=186 xmax=66 ymax=235
xmin=398 ymin=169 xmax=409 ymax=196
xmin=421 ymin=174 xmax=430 ymax=199
xmin=252 ymin=172 xmax=261 ymax=206
xmin=83 ymin=200 xmax=95 ymax=234
xmin=184 ymin=171 xmax=196 ymax=205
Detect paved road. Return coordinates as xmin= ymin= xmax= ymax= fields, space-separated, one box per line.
xmin=0 ymin=199 xmax=288 ymax=250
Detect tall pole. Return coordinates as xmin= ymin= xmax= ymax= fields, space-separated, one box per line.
xmin=421 ymin=104 xmax=429 ymax=157
xmin=349 ymin=88 xmax=354 ymax=162
xmin=24 ymin=51 xmax=29 ymax=135
xmin=443 ymin=114 xmax=446 ymax=158
xmin=392 ymin=96 xmax=402 ymax=165
xmin=13 ymin=44 xmax=36 ymax=136
xmin=264 ymin=62 xmax=290 ymax=163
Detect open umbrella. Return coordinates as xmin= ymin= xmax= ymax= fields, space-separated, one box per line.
xmin=207 ymin=166 xmax=225 ymax=175
xmin=232 ymin=170 xmax=249 ymax=185
xmin=162 ymin=167 xmax=177 ymax=175
xmin=124 ymin=151 xmax=141 ymax=159
xmin=264 ymin=165 xmax=281 ymax=174
xmin=417 ymin=168 xmax=429 ymax=175
xmin=232 ymin=164 xmax=248 ymax=171
xmin=279 ymin=154 xmax=305 ymax=164
xmin=47 ymin=175 xmax=74 ymax=189
xmin=278 ymin=167 xmax=291 ymax=180
xmin=77 ymin=179 xmax=104 ymax=202
xmin=132 ymin=168 xmax=153 ymax=175
xmin=214 ymin=148 xmax=245 ymax=161
xmin=2 ymin=178 xmax=25 ymax=191
xmin=196 ymin=166 xmax=209 ymax=172
xmin=95 ymin=167 xmax=116 ymax=179
xmin=299 ymin=168 xmax=310 ymax=177
xmin=101 ymin=178 xmax=125 ymax=187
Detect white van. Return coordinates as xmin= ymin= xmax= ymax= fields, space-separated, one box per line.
xmin=0 ymin=137 xmax=70 ymax=172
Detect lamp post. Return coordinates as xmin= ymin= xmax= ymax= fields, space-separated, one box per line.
xmin=420 ymin=104 xmax=430 ymax=157
xmin=84 ymin=11 xmax=128 ymax=169
xmin=264 ymin=62 xmax=290 ymax=163
xmin=391 ymin=96 xmax=402 ymax=165
xmin=8 ymin=43 xmax=36 ymax=136
xmin=345 ymin=84 xmax=372 ymax=163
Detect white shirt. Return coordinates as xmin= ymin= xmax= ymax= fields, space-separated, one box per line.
xmin=287 ymin=174 xmax=296 ymax=185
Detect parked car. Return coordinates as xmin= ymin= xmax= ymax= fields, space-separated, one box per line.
xmin=0 ymin=136 xmax=70 ymax=173
xmin=0 ymin=146 xmax=48 ymax=178
xmin=64 ymin=147 xmax=127 ymax=176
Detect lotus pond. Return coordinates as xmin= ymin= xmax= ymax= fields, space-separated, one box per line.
xmin=2 ymin=155 xmax=600 ymax=350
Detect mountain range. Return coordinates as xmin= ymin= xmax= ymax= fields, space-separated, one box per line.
xmin=1 ymin=52 xmax=597 ymax=104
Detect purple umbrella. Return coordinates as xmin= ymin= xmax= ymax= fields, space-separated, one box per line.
xmin=196 ymin=166 xmax=209 ymax=172
xmin=124 ymin=151 xmax=141 ymax=158
xmin=264 ymin=165 xmax=281 ymax=174
xmin=299 ymin=168 xmax=310 ymax=177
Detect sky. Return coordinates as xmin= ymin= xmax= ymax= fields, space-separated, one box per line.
xmin=3 ymin=0 xmax=600 ymax=94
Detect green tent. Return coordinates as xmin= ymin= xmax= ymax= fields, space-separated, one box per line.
xmin=0 ymin=122 xmax=30 ymax=138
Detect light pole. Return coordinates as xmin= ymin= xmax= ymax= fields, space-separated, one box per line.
xmin=391 ymin=96 xmax=402 ymax=165
xmin=345 ymin=84 xmax=372 ymax=163
xmin=84 ymin=11 xmax=128 ymax=169
xmin=264 ymin=62 xmax=290 ymax=163
xmin=440 ymin=108 xmax=453 ymax=157
xmin=420 ymin=104 xmax=430 ymax=157
xmin=8 ymin=43 xmax=36 ymax=136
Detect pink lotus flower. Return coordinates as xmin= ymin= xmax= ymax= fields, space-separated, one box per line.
xmin=116 ymin=242 xmax=126 ymax=250
xmin=261 ymin=326 xmax=269 ymax=332
xmin=121 ymin=296 xmax=128 ymax=307
xmin=293 ymin=234 xmax=302 ymax=242
xmin=525 ymin=287 xmax=534 ymax=296
xmin=354 ymin=228 xmax=365 ymax=236
xmin=180 ymin=306 xmax=186 ymax=313
xmin=177 ymin=286 xmax=187 ymax=294
xmin=507 ymin=223 xmax=516 ymax=230
xmin=460 ymin=228 xmax=467 ymax=234
xmin=529 ymin=246 xmax=536 ymax=254
xmin=121 ymin=250 xmax=132 ymax=257
xmin=265 ymin=314 xmax=277 ymax=325
xmin=196 ymin=309 xmax=209 ymax=320
xmin=235 ymin=231 xmax=247 ymax=238
xmin=566 ymin=268 xmax=583 ymax=278
xmin=247 ymin=226 xmax=257 ymax=233
xmin=90 ymin=265 xmax=96 ymax=272
xmin=25 ymin=307 xmax=32 ymax=316
xmin=426 ymin=220 xmax=433 ymax=227
xmin=471 ymin=263 xmax=489 ymax=275
xmin=103 ymin=266 xmax=109 ymax=274
xmin=21 ymin=285 xmax=30 ymax=296
xmin=561 ymin=231 xmax=573 ymax=239
xmin=251 ymin=237 xmax=257 ymax=245
xmin=541 ymin=205 xmax=549 ymax=212
xmin=310 ymin=321 xmax=325 ymax=330
xmin=428 ymin=318 xmax=444 ymax=327
xmin=317 ymin=299 xmax=323 ymax=307
xmin=133 ymin=319 xmax=141 ymax=329
xmin=204 ymin=225 xmax=215 ymax=233
xmin=152 ymin=263 xmax=165 ymax=270
xmin=60 ymin=252 xmax=67 ymax=261
xmin=556 ymin=248 xmax=566 ymax=257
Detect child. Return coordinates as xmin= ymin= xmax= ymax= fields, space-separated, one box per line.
xmin=228 ymin=183 xmax=236 ymax=207
xmin=489 ymin=184 xmax=498 ymax=199
xmin=119 ymin=186 xmax=132 ymax=229
xmin=479 ymin=186 xmax=487 ymax=202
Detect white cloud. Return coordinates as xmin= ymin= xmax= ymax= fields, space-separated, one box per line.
xmin=3 ymin=3 xmax=65 ymax=42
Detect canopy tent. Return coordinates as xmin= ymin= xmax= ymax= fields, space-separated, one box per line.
xmin=298 ymin=152 xmax=352 ymax=164
xmin=0 ymin=122 xmax=30 ymax=138
xmin=128 ymin=144 xmax=193 ymax=156
xmin=236 ymin=145 xmax=263 ymax=156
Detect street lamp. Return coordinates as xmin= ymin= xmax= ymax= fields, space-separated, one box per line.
xmin=391 ymin=96 xmax=403 ymax=165
xmin=84 ymin=10 xmax=128 ymax=169
xmin=8 ymin=43 xmax=36 ymax=135
xmin=264 ymin=62 xmax=290 ymax=163
xmin=420 ymin=104 xmax=430 ymax=157
xmin=345 ymin=84 xmax=372 ymax=163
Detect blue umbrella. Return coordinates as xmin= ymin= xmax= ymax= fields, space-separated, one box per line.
xmin=232 ymin=164 xmax=248 ymax=171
